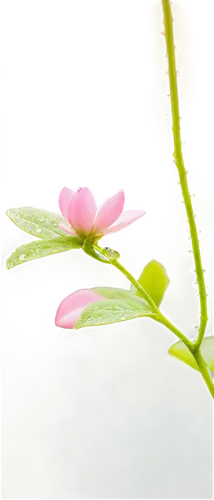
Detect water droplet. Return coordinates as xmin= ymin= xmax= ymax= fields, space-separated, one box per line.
xmin=192 ymin=194 xmax=196 ymax=197
xmin=186 ymin=170 xmax=189 ymax=174
xmin=182 ymin=140 xmax=185 ymax=144
xmin=165 ymin=70 xmax=168 ymax=75
xmin=102 ymin=247 xmax=120 ymax=260
xmin=179 ymin=116 xmax=183 ymax=120
xmin=36 ymin=228 xmax=42 ymax=233
xmin=172 ymin=17 xmax=176 ymax=22
xmin=187 ymin=248 xmax=193 ymax=255
xmin=176 ymin=181 xmax=180 ymax=185
xmin=203 ymin=269 xmax=206 ymax=273
xmin=174 ymin=45 xmax=177 ymax=50
xmin=167 ymin=94 xmax=170 ymax=98
xmin=177 ymin=71 xmax=180 ymax=77
xmin=194 ymin=281 xmax=198 ymax=285
xmin=194 ymin=214 xmax=198 ymax=218
xmin=198 ymin=230 xmax=201 ymax=234
xmin=206 ymin=294 xmax=209 ymax=297
xmin=194 ymin=325 xmax=198 ymax=329
xmin=193 ymin=268 xmax=196 ymax=272
xmin=161 ymin=31 xmax=165 ymax=35
xmin=19 ymin=254 xmax=26 ymax=260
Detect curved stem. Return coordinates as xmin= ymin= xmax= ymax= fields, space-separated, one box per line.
xmin=112 ymin=258 xmax=214 ymax=396
xmin=193 ymin=349 xmax=214 ymax=398
xmin=92 ymin=243 xmax=214 ymax=396
xmin=94 ymin=243 xmax=195 ymax=348
xmin=162 ymin=0 xmax=209 ymax=349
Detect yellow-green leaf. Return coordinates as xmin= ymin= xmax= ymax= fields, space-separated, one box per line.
xmin=168 ymin=336 xmax=214 ymax=372
xmin=131 ymin=260 xmax=169 ymax=306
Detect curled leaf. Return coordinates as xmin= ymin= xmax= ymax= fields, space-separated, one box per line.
xmin=168 ymin=336 xmax=214 ymax=372
xmin=131 ymin=259 xmax=169 ymax=306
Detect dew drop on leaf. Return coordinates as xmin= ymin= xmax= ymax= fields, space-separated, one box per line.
xmin=19 ymin=254 xmax=26 ymax=261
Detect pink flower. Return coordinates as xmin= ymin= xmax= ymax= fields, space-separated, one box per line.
xmin=55 ymin=289 xmax=105 ymax=329
xmin=58 ymin=186 xmax=145 ymax=240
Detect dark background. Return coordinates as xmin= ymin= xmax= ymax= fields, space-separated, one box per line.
xmin=1 ymin=4 xmax=211 ymax=353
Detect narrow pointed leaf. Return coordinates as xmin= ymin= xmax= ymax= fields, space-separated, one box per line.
xmin=168 ymin=336 xmax=214 ymax=372
xmin=6 ymin=237 xmax=82 ymax=270
xmin=75 ymin=298 xmax=155 ymax=329
xmin=131 ymin=260 xmax=170 ymax=306
xmin=7 ymin=207 xmax=69 ymax=239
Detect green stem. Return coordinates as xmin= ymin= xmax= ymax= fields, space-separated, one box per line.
xmin=90 ymin=245 xmax=214 ymax=399
xmin=94 ymin=243 xmax=194 ymax=348
xmin=112 ymin=258 xmax=214 ymax=396
xmin=193 ymin=349 xmax=214 ymax=398
xmin=161 ymin=0 xmax=208 ymax=350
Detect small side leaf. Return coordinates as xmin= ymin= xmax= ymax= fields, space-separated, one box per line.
xmin=131 ymin=260 xmax=170 ymax=306
xmin=7 ymin=207 xmax=69 ymax=239
xmin=168 ymin=336 xmax=214 ymax=372
xmin=75 ymin=298 xmax=155 ymax=329
xmin=6 ymin=237 xmax=82 ymax=270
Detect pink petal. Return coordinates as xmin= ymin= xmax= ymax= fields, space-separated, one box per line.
xmin=104 ymin=209 xmax=146 ymax=234
xmin=58 ymin=187 xmax=75 ymax=220
xmin=68 ymin=187 xmax=97 ymax=237
xmin=93 ymin=190 xmax=125 ymax=233
xmin=59 ymin=223 xmax=77 ymax=236
xmin=55 ymin=307 xmax=89 ymax=330
xmin=55 ymin=289 xmax=105 ymax=329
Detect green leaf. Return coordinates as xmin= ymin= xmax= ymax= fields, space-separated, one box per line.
xmin=0 ymin=230 xmax=128 ymax=289
xmin=6 ymin=237 xmax=82 ymax=270
xmin=6 ymin=207 xmax=69 ymax=239
xmin=130 ymin=259 xmax=170 ymax=306
xmin=168 ymin=336 xmax=214 ymax=372
xmin=92 ymin=286 xmax=147 ymax=302
xmin=75 ymin=296 xmax=155 ymax=329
